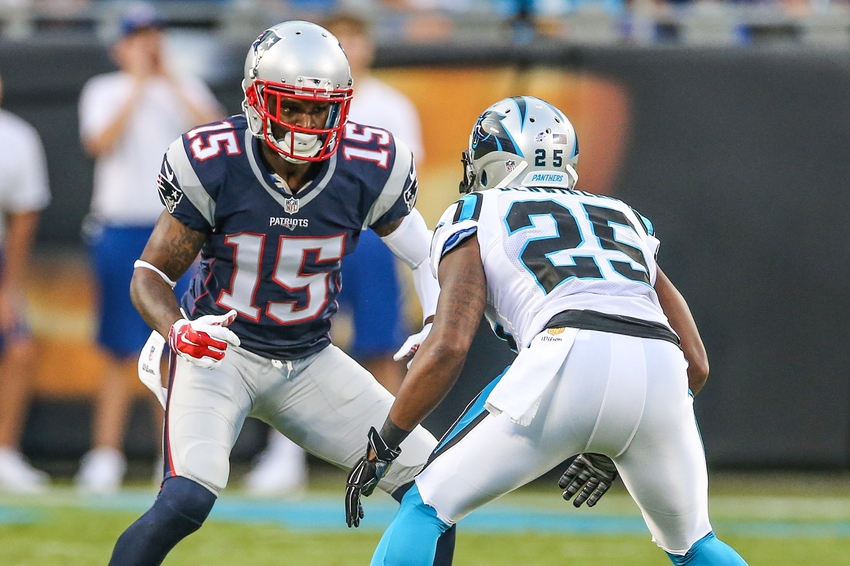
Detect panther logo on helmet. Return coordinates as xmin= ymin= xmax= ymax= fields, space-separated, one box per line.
xmin=471 ymin=111 xmax=519 ymax=160
xmin=460 ymin=96 xmax=579 ymax=194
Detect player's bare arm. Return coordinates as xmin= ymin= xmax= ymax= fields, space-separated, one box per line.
xmin=388 ymin=235 xmax=487 ymax=432
xmin=655 ymin=267 xmax=709 ymax=394
xmin=344 ymin=235 xmax=485 ymax=528
xmin=130 ymin=210 xmax=205 ymax=337
xmin=371 ymin=218 xmax=402 ymax=237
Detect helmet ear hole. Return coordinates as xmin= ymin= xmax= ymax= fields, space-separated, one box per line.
xmin=481 ymin=171 xmax=488 ymax=187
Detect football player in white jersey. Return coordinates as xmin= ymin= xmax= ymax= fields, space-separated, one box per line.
xmin=345 ymin=96 xmax=748 ymax=566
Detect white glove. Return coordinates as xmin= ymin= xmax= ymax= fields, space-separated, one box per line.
xmin=393 ymin=323 xmax=432 ymax=368
xmin=168 ymin=309 xmax=241 ymax=369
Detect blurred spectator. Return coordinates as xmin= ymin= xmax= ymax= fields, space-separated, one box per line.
xmin=75 ymin=2 xmax=223 ymax=494
xmin=0 ymin=72 xmax=52 ymax=494
xmin=242 ymin=12 xmax=427 ymax=496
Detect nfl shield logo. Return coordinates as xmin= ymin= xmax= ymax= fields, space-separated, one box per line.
xmin=284 ymin=197 xmax=300 ymax=215
xmin=505 ymin=160 xmax=516 ymax=173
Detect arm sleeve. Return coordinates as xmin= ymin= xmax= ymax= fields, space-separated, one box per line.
xmin=380 ymin=208 xmax=439 ymax=322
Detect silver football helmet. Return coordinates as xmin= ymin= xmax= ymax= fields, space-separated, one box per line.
xmin=459 ymin=96 xmax=579 ymax=193
xmin=242 ymin=21 xmax=353 ymax=163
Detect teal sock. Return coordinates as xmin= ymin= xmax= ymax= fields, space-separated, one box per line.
xmin=666 ymin=532 xmax=748 ymax=566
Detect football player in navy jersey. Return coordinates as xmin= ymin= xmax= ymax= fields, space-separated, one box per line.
xmin=107 ymin=21 xmax=453 ymax=566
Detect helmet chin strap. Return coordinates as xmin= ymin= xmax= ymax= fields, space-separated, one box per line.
xmin=267 ymin=124 xmax=323 ymax=163
xmin=494 ymin=161 xmax=528 ymax=189
xmin=564 ymin=165 xmax=579 ymax=189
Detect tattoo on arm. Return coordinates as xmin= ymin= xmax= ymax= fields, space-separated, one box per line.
xmin=132 ymin=212 xmax=207 ymax=336
xmin=438 ymin=264 xmax=487 ymax=338
xmin=161 ymin=226 xmax=206 ymax=278
xmin=141 ymin=212 xmax=206 ymax=281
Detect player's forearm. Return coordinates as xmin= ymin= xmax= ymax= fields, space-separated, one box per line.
xmin=389 ymin=334 xmax=470 ymax=432
xmin=388 ymin=237 xmax=486 ymax=433
xmin=411 ymin=262 xmax=439 ymax=322
xmin=130 ymin=269 xmax=182 ymax=337
xmin=655 ymin=268 xmax=709 ymax=394
xmin=130 ymin=212 xmax=205 ymax=336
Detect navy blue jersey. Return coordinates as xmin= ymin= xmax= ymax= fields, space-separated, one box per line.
xmin=156 ymin=115 xmax=418 ymax=360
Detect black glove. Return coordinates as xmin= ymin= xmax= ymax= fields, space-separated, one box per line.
xmin=558 ymin=453 xmax=618 ymax=508
xmin=345 ymin=426 xmax=402 ymax=528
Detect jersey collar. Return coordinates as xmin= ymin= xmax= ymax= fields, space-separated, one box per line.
xmin=246 ymin=130 xmax=338 ymax=212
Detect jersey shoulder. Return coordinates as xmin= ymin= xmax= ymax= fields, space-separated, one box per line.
xmin=167 ymin=115 xmax=249 ymax=190
xmin=159 ymin=115 xmax=251 ymax=230
xmin=338 ymin=121 xmax=418 ymax=229
xmin=336 ymin=120 xmax=404 ymax=172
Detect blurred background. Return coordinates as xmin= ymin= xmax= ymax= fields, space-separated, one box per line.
xmin=2 ymin=0 xmax=849 ymax=481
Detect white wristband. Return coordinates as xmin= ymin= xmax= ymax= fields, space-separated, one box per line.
xmin=134 ymin=260 xmax=177 ymax=289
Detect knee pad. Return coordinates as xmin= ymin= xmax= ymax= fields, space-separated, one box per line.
xmin=157 ymin=476 xmax=217 ymax=527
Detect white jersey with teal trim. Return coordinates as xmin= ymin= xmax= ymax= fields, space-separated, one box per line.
xmin=430 ymin=186 xmax=673 ymax=351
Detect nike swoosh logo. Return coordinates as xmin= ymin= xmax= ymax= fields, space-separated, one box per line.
xmin=163 ymin=159 xmax=175 ymax=183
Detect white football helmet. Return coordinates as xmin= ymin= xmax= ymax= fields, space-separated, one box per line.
xmin=242 ymin=21 xmax=353 ymax=163
xmin=459 ymin=96 xmax=579 ymax=193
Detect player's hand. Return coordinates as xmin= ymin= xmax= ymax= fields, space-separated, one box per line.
xmin=345 ymin=427 xmax=402 ymax=528
xmin=393 ymin=322 xmax=432 ymax=367
xmin=558 ymin=453 xmax=618 ymax=508
xmin=168 ymin=309 xmax=240 ymax=370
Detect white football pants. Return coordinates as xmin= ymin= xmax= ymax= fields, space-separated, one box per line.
xmin=163 ymin=343 xmax=437 ymax=496
xmin=416 ymin=329 xmax=712 ymax=555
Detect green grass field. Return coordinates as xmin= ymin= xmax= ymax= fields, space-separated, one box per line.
xmin=2 ymin=468 xmax=850 ymax=565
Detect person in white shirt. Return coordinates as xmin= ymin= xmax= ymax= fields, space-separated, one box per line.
xmin=0 ymin=72 xmax=52 ymax=494
xmin=75 ymin=2 xmax=223 ymax=494
xmin=243 ymin=12 xmax=428 ymax=497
